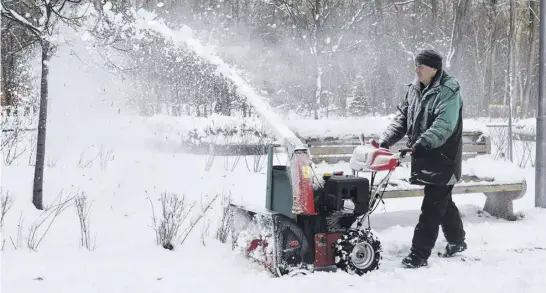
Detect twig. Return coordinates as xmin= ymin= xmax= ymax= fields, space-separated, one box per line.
xmin=180 ymin=193 xmax=219 ymax=245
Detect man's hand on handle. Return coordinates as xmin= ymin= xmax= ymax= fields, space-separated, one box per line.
xmin=411 ymin=142 xmax=427 ymax=157
xmin=378 ymin=140 xmax=389 ymax=149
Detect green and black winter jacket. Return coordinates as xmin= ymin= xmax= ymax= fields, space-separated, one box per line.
xmin=379 ymin=70 xmax=463 ymax=186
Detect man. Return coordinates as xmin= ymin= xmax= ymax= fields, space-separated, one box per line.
xmin=378 ymin=49 xmax=467 ymax=268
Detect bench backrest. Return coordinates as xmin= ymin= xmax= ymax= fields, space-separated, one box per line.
xmin=305 ymin=131 xmax=489 ymax=164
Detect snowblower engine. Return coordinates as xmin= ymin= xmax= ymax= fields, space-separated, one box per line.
xmin=314 ymin=171 xmax=370 ymax=226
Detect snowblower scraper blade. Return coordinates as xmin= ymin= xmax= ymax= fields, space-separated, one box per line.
xmin=229 ymin=203 xmax=311 ymax=277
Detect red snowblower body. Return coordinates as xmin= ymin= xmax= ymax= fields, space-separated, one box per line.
xmin=223 ymin=132 xmax=413 ymax=277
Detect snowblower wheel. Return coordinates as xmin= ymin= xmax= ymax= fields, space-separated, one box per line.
xmin=334 ymin=229 xmax=381 ymax=275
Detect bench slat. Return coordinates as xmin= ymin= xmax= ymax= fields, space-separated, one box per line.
xmin=309 ymin=143 xmax=487 ymax=156
xmin=310 ymin=146 xmax=359 ymax=155
xmin=459 ymin=143 xmax=488 ymax=153
xmin=311 ymin=153 xmax=482 ymax=164
xmin=381 ymin=183 xmax=524 ymax=199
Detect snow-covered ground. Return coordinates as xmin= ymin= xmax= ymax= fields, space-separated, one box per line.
xmin=3 ymin=108 xmax=546 ymax=292
xmin=2 ymin=12 xmax=546 ymax=293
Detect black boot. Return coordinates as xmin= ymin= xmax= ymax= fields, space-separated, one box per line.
xmin=401 ymin=252 xmax=428 ymax=268
xmin=442 ymin=241 xmax=467 ymax=257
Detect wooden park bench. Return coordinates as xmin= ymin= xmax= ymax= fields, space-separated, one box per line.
xmin=304 ymin=131 xmax=527 ymax=221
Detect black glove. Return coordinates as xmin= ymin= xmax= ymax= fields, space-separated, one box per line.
xmin=378 ymin=140 xmax=389 ymax=149
xmin=411 ymin=142 xmax=427 ymax=158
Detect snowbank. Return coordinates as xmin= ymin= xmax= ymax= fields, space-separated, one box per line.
xmin=462 ymin=155 xmax=526 ymax=183
xmin=140 ymin=114 xmax=274 ymax=152
xmin=514 ymin=118 xmax=536 ymax=136
xmin=143 ymin=114 xmax=268 ymax=137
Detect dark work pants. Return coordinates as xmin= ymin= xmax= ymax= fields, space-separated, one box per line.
xmin=411 ymin=184 xmax=466 ymax=259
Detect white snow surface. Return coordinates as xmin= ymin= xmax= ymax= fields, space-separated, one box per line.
xmin=462 ymin=155 xmax=527 ymax=182
xmin=2 ymin=15 xmax=546 ymax=293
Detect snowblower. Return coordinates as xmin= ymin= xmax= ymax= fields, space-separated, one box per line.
xmin=223 ymin=131 xmax=414 ymax=277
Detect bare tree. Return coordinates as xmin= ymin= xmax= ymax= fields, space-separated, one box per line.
xmin=446 ymin=0 xmax=470 ymax=75
xmin=482 ymin=0 xmax=500 ymax=116
xmin=1 ymin=0 xmax=85 ymax=210
xmin=1 ymin=17 xmax=39 ymax=109
xmin=106 ymin=0 xmax=539 ymax=119
xmin=520 ymin=0 xmax=538 ymax=118
xmin=265 ymin=0 xmax=368 ymax=119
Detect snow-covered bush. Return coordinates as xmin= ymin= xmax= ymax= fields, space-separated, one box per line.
xmin=180 ymin=121 xmax=274 ymax=151
xmin=148 ymin=192 xmax=188 ymax=250
xmin=148 ymin=191 xmax=219 ymax=250
xmin=215 ymin=191 xmax=233 ymax=244
xmin=0 ymin=190 xmax=15 ymax=250
xmin=74 ymin=192 xmax=95 ymax=251
xmin=27 ymin=192 xmax=74 ymax=251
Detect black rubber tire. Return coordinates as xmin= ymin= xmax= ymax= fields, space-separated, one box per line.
xmin=334 ymin=228 xmax=382 ymax=275
xmin=286 ymin=268 xmax=311 ymax=277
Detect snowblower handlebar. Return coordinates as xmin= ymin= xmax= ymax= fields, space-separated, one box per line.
xmin=367 ymin=138 xmax=414 ymax=158
xmin=349 ymin=136 xmax=418 ymax=173
xmin=397 ymin=148 xmax=415 ymax=158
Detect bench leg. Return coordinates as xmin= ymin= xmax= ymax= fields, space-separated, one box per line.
xmin=483 ymin=192 xmax=522 ymax=221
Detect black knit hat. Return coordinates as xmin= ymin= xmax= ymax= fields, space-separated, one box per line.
xmin=415 ymin=50 xmax=443 ymax=70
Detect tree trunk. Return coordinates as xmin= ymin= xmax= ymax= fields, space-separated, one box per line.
xmin=431 ymin=0 xmax=438 ymax=40
xmin=447 ymin=0 xmax=470 ymax=74
xmin=521 ymin=0 xmax=538 ymax=118
xmin=513 ymin=0 xmax=524 ymax=117
xmin=1 ymin=51 xmax=13 ymax=106
xmin=506 ymin=0 xmax=516 ymax=162
xmin=483 ymin=0 xmax=499 ymax=115
xmin=32 ymin=40 xmax=51 ymax=210
xmin=1 ymin=32 xmax=19 ymax=108
xmin=483 ymin=44 xmax=496 ymax=112
xmin=312 ymin=0 xmax=322 ymax=120
xmin=508 ymin=0 xmax=516 ymax=110
xmin=314 ymin=61 xmax=322 ymax=120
